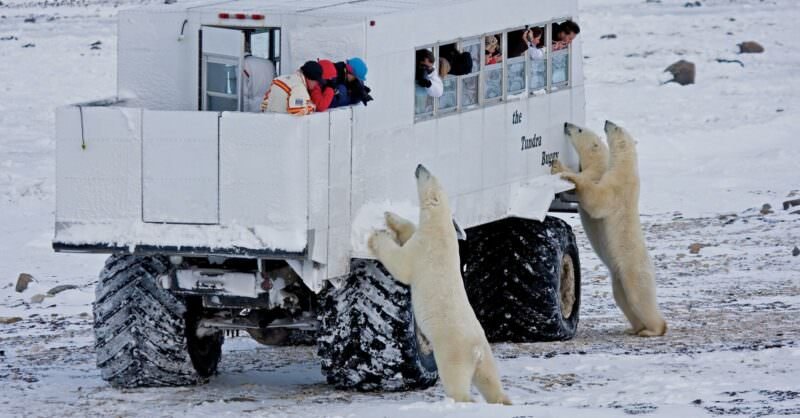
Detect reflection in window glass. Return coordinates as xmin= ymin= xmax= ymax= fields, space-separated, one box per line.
xmin=415 ymin=90 xmax=433 ymax=116
xmin=507 ymin=57 xmax=526 ymax=95
xmin=207 ymin=62 xmax=238 ymax=95
xmin=461 ymin=74 xmax=479 ymax=107
xmin=552 ymin=49 xmax=569 ymax=85
xmin=207 ymin=95 xmax=237 ymax=111
xmin=529 ymin=56 xmax=547 ymax=92
xmin=462 ymin=42 xmax=480 ymax=74
xmin=439 ymin=76 xmax=457 ymax=112
xmin=484 ymin=66 xmax=502 ymax=100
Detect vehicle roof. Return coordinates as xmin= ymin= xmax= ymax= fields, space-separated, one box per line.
xmin=183 ymin=0 xmax=477 ymax=18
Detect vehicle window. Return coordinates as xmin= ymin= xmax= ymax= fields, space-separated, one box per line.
xmin=206 ymin=59 xmax=239 ymax=111
xmin=506 ymin=28 xmax=527 ymax=95
xmin=437 ymin=43 xmax=458 ymax=113
xmin=249 ymin=30 xmax=270 ymax=59
xmin=460 ymin=39 xmax=480 ymax=108
xmin=414 ymin=47 xmax=435 ymax=117
xmin=483 ymin=33 xmax=503 ymax=101
xmin=527 ymin=24 xmax=547 ymax=93
xmin=551 ymin=20 xmax=576 ymax=89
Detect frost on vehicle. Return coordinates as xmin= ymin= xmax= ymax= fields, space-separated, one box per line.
xmin=52 ymin=0 xmax=586 ymax=390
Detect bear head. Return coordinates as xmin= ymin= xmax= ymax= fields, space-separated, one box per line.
xmin=415 ymin=164 xmax=450 ymax=213
xmin=604 ymin=120 xmax=638 ymax=165
xmin=564 ymin=122 xmax=609 ymax=179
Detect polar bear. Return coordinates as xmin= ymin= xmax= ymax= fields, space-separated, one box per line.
xmin=368 ymin=165 xmax=511 ymax=404
xmin=553 ymin=123 xmax=612 ymax=269
xmin=553 ymin=121 xmax=667 ymax=337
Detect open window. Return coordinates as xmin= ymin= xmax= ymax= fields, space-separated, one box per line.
xmin=414 ymin=47 xmax=435 ymax=118
xmin=437 ymin=42 xmax=458 ymax=114
xmin=460 ymin=38 xmax=480 ymax=109
xmin=482 ymin=32 xmax=504 ymax=102
xmin=506 ymin=28 xmax=528 ymax=96
xmin=527 ymin=24 xmax=548 ymax=94
xmin=550 ymin=20 xmax=573 ymax=90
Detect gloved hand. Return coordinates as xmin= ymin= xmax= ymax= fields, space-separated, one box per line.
xmin=260 ymin=98 xmax=269 ymax=112
xmin=417 ymin=78 xmax=432 ymax=88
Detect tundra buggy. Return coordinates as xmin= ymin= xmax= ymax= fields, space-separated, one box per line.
xmin=54 ymin=0 xmax=585 ymax=390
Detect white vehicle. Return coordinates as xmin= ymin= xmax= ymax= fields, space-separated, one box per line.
xmin=54 ymin=0 xmax=585 ymax=390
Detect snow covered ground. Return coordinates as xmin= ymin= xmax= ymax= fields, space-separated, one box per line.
xmin=1 ymin=0 xmax=798 ymax=416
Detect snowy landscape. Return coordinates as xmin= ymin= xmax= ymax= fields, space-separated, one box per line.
xmin=1 ymin=0 xmax=799 ymax=416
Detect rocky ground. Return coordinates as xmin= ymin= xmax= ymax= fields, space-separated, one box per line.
xmin=1 ymin=207 xmax=798 ymax=417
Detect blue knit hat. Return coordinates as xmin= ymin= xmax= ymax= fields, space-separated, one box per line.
xmin=346 ymin=57 xmax=368 ymax=81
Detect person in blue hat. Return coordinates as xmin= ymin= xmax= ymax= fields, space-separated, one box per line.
xmin=331 ymin=57 xmax=373 ymax=106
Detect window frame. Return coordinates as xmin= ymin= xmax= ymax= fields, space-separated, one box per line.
xmin=412 ymin=17 xmax=574 ymax=123
xmin=202 ymin=54 xmax=241 ymax=112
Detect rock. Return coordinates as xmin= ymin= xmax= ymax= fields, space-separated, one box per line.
xmin=793 ymin=247 xmax=800 ymax=257
xmin=738 ymin=41 xmax=764 ymax=53
xmin=15 ymin=273 xmax=33 ymax=293
xmin=664 ymin=60 xmax=695 ymax=85
xmin=90 ymin=40 xmax=101 ymax=47
xmin=90 ymin=45 xmax=101 ymax=50
xmin=782 ymin=198 xmax=800 ymax=210
xmin=760 ymin=203 xmax=773 ymax=215
xmin=0 ymin=317 xmax=23 ymax=325
xmin=689 ymin=243 xmax=707 ymax=254
xmin=22 ymin=43 xmax=35 ymax=48
xmin=23 ymin=16 xmax=36 ymax=23
xmin=30 ymin=294 xmax=47 ymax=304
xmin=47 ymin=284 xmax=78 ymax=296
xmin=684 ymin=1 xmax=702 ymax=7
xmin=0 ymin=35 xmax=17 ymax=41
xmin=600 ymin=34 xmax=617 ymax=39
xmin=79 ymin=312 xmax=90 ymax=318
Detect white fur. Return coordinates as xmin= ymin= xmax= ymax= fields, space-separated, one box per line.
xmin=368 ymin=166 xmax=511 ymax=404
xmin=553 ymin=122 xmax=667 ymax=337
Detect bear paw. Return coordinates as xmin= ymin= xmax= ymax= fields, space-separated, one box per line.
xmin=550 ymin=159 xmax=566 ymax=174
xmin=559 ymin=172 xmax=579 ymax=184
xmin=367 ymin=229 xmax=395 ymax=255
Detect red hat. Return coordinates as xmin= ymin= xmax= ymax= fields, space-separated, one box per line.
xmin=318 ymin=59 xmax=337 ymax=80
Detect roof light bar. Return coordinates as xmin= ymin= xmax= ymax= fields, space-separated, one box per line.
xmin=217 ymin=12 xmax=265 ymax=21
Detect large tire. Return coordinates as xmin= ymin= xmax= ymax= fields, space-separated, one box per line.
xmin=317 ymin=259 xmax=438 ymax=391
xmin=93 ymin=255 xmax=223 ymax=388
xmin=460 ymin=216 xmax=581 ymax=342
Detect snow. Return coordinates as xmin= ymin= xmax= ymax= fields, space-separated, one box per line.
xmin=1 ymin=0 xmax=800 ymax=416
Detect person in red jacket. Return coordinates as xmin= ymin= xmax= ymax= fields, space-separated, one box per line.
xmin=306 ymin=60 xmax=336 ymax=112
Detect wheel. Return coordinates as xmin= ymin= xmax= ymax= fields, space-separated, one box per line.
xmin=93 ymin=255 xmax=223 ymax=388
xmin=460 ymin=216 xmax=581 ymax=342
xmin=317 ymin=259 xmax=438 ymax=391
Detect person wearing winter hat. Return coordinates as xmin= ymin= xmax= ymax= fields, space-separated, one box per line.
xmin=304 ymin=59 xmax=336 ymax=112
xmin=261 ymin=60 xmax=323 ymax=115
xmin=332 ymin=57 xmax=373 ymax=106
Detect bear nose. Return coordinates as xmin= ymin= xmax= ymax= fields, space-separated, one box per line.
xmin=415 ymin=164 xmax=428 ymax=179
xmin=564 ymin=122 xmax=574 ymax=134
xmin=605 ymin=120 xmax=617 ymax=132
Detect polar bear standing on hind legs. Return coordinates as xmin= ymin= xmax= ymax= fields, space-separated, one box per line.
xmin=553 ymin=121 xmax=667 ymax=337
xmin=368 ymin=165 xmax=511 ymax=404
